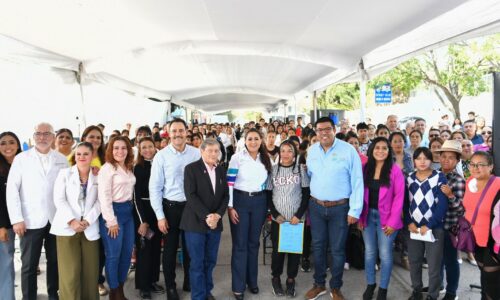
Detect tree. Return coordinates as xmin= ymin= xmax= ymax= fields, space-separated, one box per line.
xmin=371 ymin=34 xmax=500 ymax=118
xmin=316 ymin=83 xmax=360 ymax=110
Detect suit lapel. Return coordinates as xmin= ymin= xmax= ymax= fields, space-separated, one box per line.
xmin=199 ymin=159 xmax=215 ymax=195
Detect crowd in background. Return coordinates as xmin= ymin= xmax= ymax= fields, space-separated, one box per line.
xmin=0 ymin=110 xmax=499 ymax=300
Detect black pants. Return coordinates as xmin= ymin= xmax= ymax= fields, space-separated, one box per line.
xmin=20 ymin=224 xmax=58 ymax=300
xmin=162 ymin=200 xmax=190 ymax=289
xmin=135 ymin=222 xmax=162 ymax=290
xmin=270 ymin=221 xmax=300 ymax=279
xmin=303 ymin=223 xmax=312 ymax=260
xmin=475 ymin=246 xmax=500 ymax=300
xmin=98 ymin=239 xmax=106 ymax=284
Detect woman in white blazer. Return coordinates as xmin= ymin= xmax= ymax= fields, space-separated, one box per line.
xmin=51 ymin=142 xmax=101 ymax=300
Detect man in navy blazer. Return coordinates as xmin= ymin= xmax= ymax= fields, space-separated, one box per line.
xmin=181 ymin=138 xmax=229 ymax=300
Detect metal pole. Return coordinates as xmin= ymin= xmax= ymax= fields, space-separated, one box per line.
xmin=312 ymin=91 xmax=318 ymax=123
xmin=77 ymin=62 xmax=87 ymax=129
xmin=493 ymin=72 xmax=500 ymax=175
xmin=360 ymin=80 xmax=367 ymax=123
xmin=294 ymin=96 xmax=297 ymax=122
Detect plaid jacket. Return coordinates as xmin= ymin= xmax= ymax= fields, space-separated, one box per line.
xmin=443 ymin=170 xmax=466 ymax=230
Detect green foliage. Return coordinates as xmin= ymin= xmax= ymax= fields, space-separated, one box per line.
xmin=316 ymin=83 xmax=360 ymax=110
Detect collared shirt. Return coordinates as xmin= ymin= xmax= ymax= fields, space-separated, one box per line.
xmin=470 ymin=134 xmax=484 ymax=145
xmin=97 ymin=163 xmax=136 ymax=227
xmin=149 ymin=144 xmax=201 ymax=220
xmin=392 ymin=151 xmax=414 ymax=176
xmin=442 ymin=169 xmax=465 ymax=230
xmin=306 ymin=138 xmax=364 ymax=218
xmin=227 ymin=149 xmax=268 ymax=207
xmin=204 ymin=161 xmax=216 ymax=193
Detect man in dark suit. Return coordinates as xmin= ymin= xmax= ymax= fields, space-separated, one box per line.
xmin=181 ymin=138 xmax=229 ymax=300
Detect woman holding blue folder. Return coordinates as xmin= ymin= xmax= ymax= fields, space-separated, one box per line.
xmin=266 ymin=140 xmax=310 ymax=298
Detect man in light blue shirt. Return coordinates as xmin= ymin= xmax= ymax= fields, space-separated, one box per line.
xmin=304 ymin=117 xmax=363 ymax=300
xmin=149 ymin=118 xmax=200 ymax=300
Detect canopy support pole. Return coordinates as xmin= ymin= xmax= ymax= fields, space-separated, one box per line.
xmin=312 ymin=91 xmax=318 ymax=123
xmin=493 ymin=72 xmax=500 ymax=175
xmin=359 ymin=59 xmax=368 ymax=124
xmin=294 ymin=95 xmax=298 ymax=122
xmin=77 ymin=62 xmax=87 ymax=132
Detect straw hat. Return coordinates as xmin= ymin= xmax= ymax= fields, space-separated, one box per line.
xmin=433 ymin=139 xmax=462 ymax=154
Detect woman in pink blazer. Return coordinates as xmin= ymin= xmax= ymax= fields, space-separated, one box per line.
xmin=359 ymin=137 xmax=405 ymax=300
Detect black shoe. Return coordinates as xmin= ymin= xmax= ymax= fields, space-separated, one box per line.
xmin=376 ymin=288 xmax=387 ymax=300
xmin=166 ymin=288 xmax=180 ymax=300
xmin=272 ymin=277 xmax=284 ymax=296
xmin=140 ymin=290 xmax=152 ymax=300
xmin=363 ymin=284 xmax=377 ymax=300
xmin=150 ymin=282 xmax=165 ymax=294
xmin=183 ymin=281 xmax=191 ymax=292
xmin=421 ymin=286 xmax=445 ymax=294
xmin=233 ymin=292 xmax=244 ymax=300
xmin=206 ymin=294 xmax=216 ymax=300
xmin=408 ymin=290 xmax=423 ymax=300
xmin=249 ymin=286 xmax=259 ymax=294
xmin=425 ymin=296 xmax=436 ymax=300
xmin=285 ymin=278 xmax=296 ymax=298
xmin=301 ymin=258 xmax=311 ymax=272
xmin=441 ymin=293 xmax=457 ymax=300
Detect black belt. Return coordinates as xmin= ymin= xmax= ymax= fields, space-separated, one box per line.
xmin=162 ymin=199 xmax=186 ymax=206
xmin=234 ymin=189 xmax=265 ymax=197
xmin=311 ymin=197 xmax=348 ymax=207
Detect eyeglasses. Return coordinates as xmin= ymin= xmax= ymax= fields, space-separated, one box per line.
xmin=316 ymin=127 xmax=333 ymax=133
xmin=34 ymin=132 xmax=54 ymax=138
xmin=469 ymin=162 xmax=490 ymax=169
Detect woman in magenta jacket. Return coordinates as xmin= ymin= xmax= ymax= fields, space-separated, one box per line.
xmin=359 ymin=137 xmax=405 ymax=300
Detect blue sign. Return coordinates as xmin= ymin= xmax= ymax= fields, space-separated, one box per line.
xmin=375 ymin=83 xmax=392 ymax=104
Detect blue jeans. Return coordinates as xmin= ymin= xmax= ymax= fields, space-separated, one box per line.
xmin=230 ymin=192 xmax=267 ymax=293
xmin=99 ymin=201 xmax=135 ymax=289
xmin=185 ymin=230 xmax=222 ymax=300
xmin=441 ymin=231 xmax=459 ymax=295
xmin=309 ymin=199 xmax=349 ymax=289
xmin=0 ymin=229 xmax=15 ymax=300
xmin=362 ymin=209 xmax=398 ymax=289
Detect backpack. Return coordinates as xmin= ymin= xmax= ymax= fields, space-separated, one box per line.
xmin=346 ymin=224 xmax=365 ymax=269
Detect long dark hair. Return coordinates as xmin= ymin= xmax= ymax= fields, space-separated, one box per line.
xmin=276 ymin=140 xmax=299 ymax=174
xmin=245 ymin=128 xmax=272 ymax=173
xmin=81 ymin=125 xmax=105 ymax=164
xmin=364 ymin=137 xmax=393 ymax=187
xmin=135 ymin=137 xmax=155 ymax=167
xmin=0 ymin=132 xmax=22 ymax=177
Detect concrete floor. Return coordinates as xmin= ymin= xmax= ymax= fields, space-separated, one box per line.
xmin=14 ymin=217 xmax=483 ymax=299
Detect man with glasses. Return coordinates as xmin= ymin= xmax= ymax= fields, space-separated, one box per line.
xmin=305 ymin=117 xmax=363 ymax=300
xmin=429 ymin=128 xmax=441 ymax=140
xmin=150 ymin=118 xmax=201 ymax=300
xmin=463 ymin=120 xmax=483 ymax=145
xmin=7 ymin=122 xmax=69 ymax=300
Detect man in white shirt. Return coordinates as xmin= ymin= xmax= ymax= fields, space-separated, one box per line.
xmin=7 ymin=122 xmax=69 ymax=300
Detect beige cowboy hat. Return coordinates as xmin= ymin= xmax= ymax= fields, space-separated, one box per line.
xmin=433 ymin=139 xmax=462 ymax=154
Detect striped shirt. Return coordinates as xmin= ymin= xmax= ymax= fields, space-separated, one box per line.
xmin=227 ymin=149 xmax=268 ymax=207
xmin=266 ymin=163 xmax=310 ymax=220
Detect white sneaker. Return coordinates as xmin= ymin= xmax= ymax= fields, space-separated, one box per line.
xmin=344 ymin=262 xmax=350 ymax=270
xmin=457 ymin=258 xmax=463 ymax=264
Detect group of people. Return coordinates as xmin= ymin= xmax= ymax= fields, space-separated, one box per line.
xmin=0 ymin=112 xmax=499 ymax=300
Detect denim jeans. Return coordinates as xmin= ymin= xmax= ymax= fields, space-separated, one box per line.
xmin=362 ymin=209 xmax=398 ymax=289
xmin=309 ymin=199 xmax=349 ymax=289
xmin=185 ymin=230 xmax=222 ymax=300
xmin=441 ymin=231 xmax=460 ymax=295
xmin=230 ymin=192 xmax=267 ymax=293
xmin=99 ymin=201 xmax=135 ymax=289
xmin=0 ymin=228 xmax=15 ymax=300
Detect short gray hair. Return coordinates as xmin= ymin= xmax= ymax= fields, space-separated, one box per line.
xmin=34 ymin=122 xmax=54 ymax=134
xmin=200 ymin=138 xmax=220 ymax=151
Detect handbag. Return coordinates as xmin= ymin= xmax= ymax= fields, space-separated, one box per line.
xmin=450 ymin=176 xmax=495 ymax=252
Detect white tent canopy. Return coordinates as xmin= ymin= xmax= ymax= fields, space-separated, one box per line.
xmin=1 ymin=0 xmax=499 ymax=113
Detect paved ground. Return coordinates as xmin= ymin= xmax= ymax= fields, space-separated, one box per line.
xmin=14 ymin=218 xmax=483 ymax=299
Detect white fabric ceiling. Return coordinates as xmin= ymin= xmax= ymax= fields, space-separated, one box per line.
xmin=0 ymin=0 xmax=499 ymax=112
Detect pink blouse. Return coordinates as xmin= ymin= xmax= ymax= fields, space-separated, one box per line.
xmin=98 ymin=162 xmax=136 ymax=227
